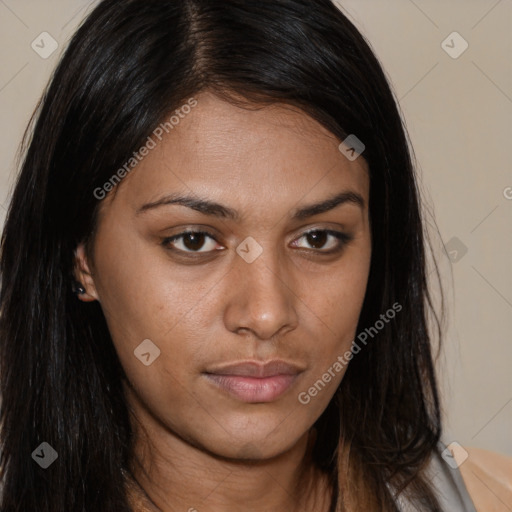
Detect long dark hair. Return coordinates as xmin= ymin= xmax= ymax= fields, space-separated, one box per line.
xmin=0 ymin=0 xmax=445 ymax=510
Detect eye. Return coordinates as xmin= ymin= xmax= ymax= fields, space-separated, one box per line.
xmin=291 ymin=229 xmax=352 ymax=253
xmin=162 ymin=228 xmax=353 ymax=256
xmin=162 ymin=230 xmax=221 ymax=253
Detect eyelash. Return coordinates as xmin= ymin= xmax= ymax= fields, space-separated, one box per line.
xmin=161 ymin=229 xmax=353 ymax=256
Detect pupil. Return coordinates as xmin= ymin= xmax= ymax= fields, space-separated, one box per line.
xmin=184 ymin=233 xmax=204 ymax=251
xmin=307 ymin=231 xmax=326 ymax=249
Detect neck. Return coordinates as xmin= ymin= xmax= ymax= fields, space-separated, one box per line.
xmin=123 ymin=393 xmax=332 ymax=512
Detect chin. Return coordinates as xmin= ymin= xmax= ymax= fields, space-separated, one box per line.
xmin=195 ymin=424 xmax=307 ymax=462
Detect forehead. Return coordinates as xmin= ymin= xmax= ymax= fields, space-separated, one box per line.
xmin=100 ymin=91 xmax=369 ymax=220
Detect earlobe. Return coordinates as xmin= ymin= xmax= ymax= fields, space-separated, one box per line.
xmin=73 ymin=242 xmax=100 ymax=302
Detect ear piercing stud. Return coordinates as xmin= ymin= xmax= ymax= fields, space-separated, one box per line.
xmin=72 ymin=280 xmax=86 ymax=295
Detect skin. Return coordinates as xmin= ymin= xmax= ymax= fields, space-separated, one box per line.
xmin=74 ymin=91 xmax=372 ymax=511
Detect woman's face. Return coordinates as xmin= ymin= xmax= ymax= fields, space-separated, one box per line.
xmin=76 ymin=91 xmax=371 ymax=460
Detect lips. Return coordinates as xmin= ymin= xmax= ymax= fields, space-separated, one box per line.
xmin=203 ymin=360 xmax=304 ymax=403
xmin=205 ymin=360 xmax=303 ymax=378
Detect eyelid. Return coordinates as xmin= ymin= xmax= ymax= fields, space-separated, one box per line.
xmin=162 ymin=226 xmax=353 ymax=255
xmin=292 ymin=229 xmax=353 ymax=252
xmin=162 ymin=229 xmax=222 ymax=254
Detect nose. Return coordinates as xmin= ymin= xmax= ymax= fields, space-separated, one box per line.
xmin=223 ymin=244 xmax=299 ymax=341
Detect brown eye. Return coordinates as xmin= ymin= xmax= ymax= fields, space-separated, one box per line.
xmin=162 ymin=231 xmax=220 ymax=253
xmin=292 ymin=229 xmax=352 ymax=253
xmin=305 ymin=231 xmax=328 ymax=249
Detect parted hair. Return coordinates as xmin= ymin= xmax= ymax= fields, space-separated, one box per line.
xmin=0 ymin=0 xmax=444 ymax=510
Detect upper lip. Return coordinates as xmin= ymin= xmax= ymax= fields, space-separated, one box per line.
xmin=205 ymin=360 xmax=304 ymax=378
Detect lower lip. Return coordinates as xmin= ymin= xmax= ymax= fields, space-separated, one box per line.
xmin=204 ymin=374 xmax=298 ymax=403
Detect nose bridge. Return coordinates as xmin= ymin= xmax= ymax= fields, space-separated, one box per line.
xmin=225 ymin=236 xmax=298 ymax=338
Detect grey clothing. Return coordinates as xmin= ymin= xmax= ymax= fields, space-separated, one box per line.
xmin=396 ymin=441 xmax=478 ymax=511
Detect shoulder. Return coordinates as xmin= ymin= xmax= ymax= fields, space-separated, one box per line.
xmin=457 ymin=446 xmax=512 ymax=512
xmin=398 ymin=442 xmax=511 ymax=512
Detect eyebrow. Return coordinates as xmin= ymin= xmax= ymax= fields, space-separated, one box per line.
xmin=136 ymin=190 xmax=365 ymax=220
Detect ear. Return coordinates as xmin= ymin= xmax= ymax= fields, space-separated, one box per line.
xmin=73 ymin=242 xmax=100 ymax=302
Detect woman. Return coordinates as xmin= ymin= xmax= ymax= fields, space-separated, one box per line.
xmin=0 ymin=0 xmax=509 ymax=511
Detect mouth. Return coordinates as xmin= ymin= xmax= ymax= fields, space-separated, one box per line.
xmin=203 ymin=360 xmax=304 ymax=403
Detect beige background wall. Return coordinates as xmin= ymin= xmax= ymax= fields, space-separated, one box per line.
xmin=0 ymin=0 xmax=510 ymax=456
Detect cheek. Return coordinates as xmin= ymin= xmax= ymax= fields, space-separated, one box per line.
xmin=90 ymin=241 xmax=219 ymax=417
xmin=303 ymin=248 xmax=371 ymax=383
xmin=318 ymin=251 xmax=371 ymax=335
xmin=91 ymin=224 xmax=204 ymax=341
xmin=294 ymin=271 xmax=369 ymax=413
